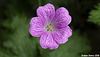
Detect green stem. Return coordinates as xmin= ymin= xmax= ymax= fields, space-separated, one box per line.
xmin=38 ymin=0 xmax=41 ymax=6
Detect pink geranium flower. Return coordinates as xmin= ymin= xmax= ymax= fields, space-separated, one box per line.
xmin=29 ymin=3 xmax=72 ymax=50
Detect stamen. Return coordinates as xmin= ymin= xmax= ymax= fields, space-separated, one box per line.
xmin=46 ymin=23 xmax=54 ymax=32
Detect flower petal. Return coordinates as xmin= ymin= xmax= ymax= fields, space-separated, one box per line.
xmin=52 ymin=26 xmax=72 ymax=44
xmin=29 ymin=17 xmax=46 ymax=37
xmin=53 ymin=7 xmax=71 ymax=28
xmin=37 ymin=3 xmax=55 ymax=22
xmin=40 ymin=32 xmax=59 ymax=50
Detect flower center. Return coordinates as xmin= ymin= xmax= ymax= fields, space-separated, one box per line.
xmin=46 ymin=23 xmax=54 ymax=32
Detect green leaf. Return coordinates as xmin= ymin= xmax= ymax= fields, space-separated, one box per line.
xmin=88 ymin=3 xmax=100 ymax=25
xmin=0 ymin=48 xmax=11 ymax=57
xmin=39 ymin=30 xmax=91 ymax=57
xmin=1 ymin=14 xmax=38 ymax=57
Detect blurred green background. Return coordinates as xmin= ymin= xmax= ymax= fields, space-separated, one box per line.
xmin=0 ymin=0 xmax=100 ymax=57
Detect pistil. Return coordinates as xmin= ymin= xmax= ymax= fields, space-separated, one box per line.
xmin=46 ymin=23 xmax=54 ymax=32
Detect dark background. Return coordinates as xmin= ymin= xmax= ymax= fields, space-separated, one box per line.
xmin=0 ymin=0 xmax=100 ymax=57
